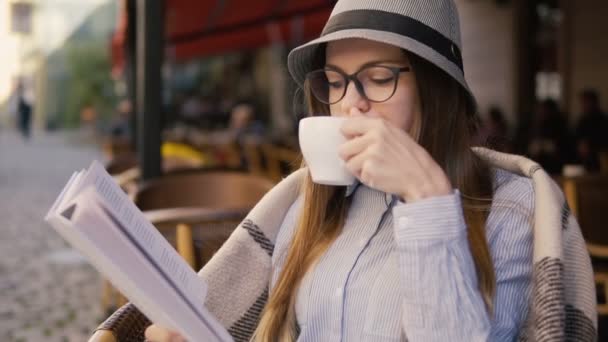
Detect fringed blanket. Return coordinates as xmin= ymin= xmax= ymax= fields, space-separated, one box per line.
xmin=199 ymin=148 xmax=597 ymax=341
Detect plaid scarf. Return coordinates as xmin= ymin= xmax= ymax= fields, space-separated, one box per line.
xmin=199 ymin=148 xmax=597 ymax=341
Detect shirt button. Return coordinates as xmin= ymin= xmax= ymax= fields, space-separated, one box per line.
xmin=359 ymin=238 xmax=367 ymax=247
xmin=335 ymin=287 xmax=343 ymax=297
xmin=399 ymin=217 xmax=411 ymax=227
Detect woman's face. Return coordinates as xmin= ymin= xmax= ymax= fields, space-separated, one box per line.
xmin=325 ymin=38 xmax=421 ymax=132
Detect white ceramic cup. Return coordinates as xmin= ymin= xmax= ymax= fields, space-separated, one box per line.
xmin=298 ymin=116 xmax=356 ymax=186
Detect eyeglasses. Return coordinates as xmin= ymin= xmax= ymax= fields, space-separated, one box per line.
xmin=305 ymin=65 xmax=411 ymax=105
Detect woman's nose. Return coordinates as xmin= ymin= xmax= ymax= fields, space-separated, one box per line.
xmin=340 ymin=81 xmax=369 ymax=115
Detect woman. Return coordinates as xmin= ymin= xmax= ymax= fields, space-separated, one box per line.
xmin=147 ymin=1 xmax=535 ymax=340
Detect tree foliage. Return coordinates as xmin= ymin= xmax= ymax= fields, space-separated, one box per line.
xmin=62 ymin=40 xmax=116 ymax=127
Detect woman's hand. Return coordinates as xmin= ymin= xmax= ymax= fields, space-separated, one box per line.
xmin=144 ymin=324 xmax=187 ymax=342
xmin=338 ymin=108 xmax=452 ymax=202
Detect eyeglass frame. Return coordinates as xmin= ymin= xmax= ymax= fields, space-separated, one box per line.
xmin=305 ymin=64 xmax=411 ymax=105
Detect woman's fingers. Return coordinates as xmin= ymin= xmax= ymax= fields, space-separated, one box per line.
xmin=340 ymin=116 xmax=377 ymax=138
xmin=344 ymin=147 xmax=367 ymax=177
xmin=337 ymin=114 xmax=452 ymax=201
xmin=339 ymin=134 xmax=371 ymax=161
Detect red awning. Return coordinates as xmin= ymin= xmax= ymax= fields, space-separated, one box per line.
xmin=112 ymin=0 xmax=334 ymax=73
xmin=110 ymin=0 xmax=128 ymax=78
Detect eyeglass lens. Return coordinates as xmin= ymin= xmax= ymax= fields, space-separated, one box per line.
xmin=307 ymin=66 xmax=399 ymax=104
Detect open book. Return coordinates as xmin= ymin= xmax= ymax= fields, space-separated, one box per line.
xmin=44 ymin=160 xmax=233 ymax=342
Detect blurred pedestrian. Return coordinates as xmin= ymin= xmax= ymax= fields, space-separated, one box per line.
xmin=228 ymin=100 xmax=266 ymax=144
xmin=109 ymin=99 xmax=132 ymax=139
xmin=15 ymin=80 xmax=33 ymax=140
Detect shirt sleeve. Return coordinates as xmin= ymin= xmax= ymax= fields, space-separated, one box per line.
xmin=392 ymin=186 xmax=533 ymax=342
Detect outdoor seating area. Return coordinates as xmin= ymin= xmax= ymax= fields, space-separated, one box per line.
xmin=104 ymin=123 xmax=301 ymax=186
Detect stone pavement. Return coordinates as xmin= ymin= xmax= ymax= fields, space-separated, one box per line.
xmin=0 ymin=130 xmax=106 ymax=341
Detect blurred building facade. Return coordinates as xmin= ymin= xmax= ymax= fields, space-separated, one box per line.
xmin=0 ymin=1 xmax=35 ymax=128
xmin=0 ymin=0 xmax=117 ymax=131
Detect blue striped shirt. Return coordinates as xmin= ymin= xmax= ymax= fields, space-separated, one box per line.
xmin=271 ymin=168 xmax=534 ymax=341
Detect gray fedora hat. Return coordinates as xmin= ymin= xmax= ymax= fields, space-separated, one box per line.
xmin=287 ymin=0 xmax=474 ymax=104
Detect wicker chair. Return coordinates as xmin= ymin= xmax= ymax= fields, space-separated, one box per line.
xmin=89 ymin=171 xmax=274 ymax=342
xmin=100 ymin=153 xmax=211 ymax=312
xmin=260 ymin=143 xmax=301 ymax=183
xmin=562 ymin=174 xmax=608 ymax=316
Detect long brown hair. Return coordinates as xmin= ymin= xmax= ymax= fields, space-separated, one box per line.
xmin=254 ymin=47 xmax=495 ymax=342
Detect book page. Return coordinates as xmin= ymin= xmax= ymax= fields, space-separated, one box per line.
xmin=68 ymin=188 xmax=232 ymax=341
xmin=45 ymin=207 xmax=176 ymax=331
xmin=58 ymin=170 xmax=85 ymax=210
xmin=59 ymin=161 xmax=207 ymax=303
xmin=45 ymin=171 xmax=81 ymax=219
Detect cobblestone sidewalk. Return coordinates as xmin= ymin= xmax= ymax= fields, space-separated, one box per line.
xmin=0 ymin=130 xmax=106 ymax=341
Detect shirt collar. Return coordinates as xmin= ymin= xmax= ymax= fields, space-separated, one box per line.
xmin=344 ymin=180 xmax=400 ymax=207
xmin=344 ymin=180 xmax=361 ymax=197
